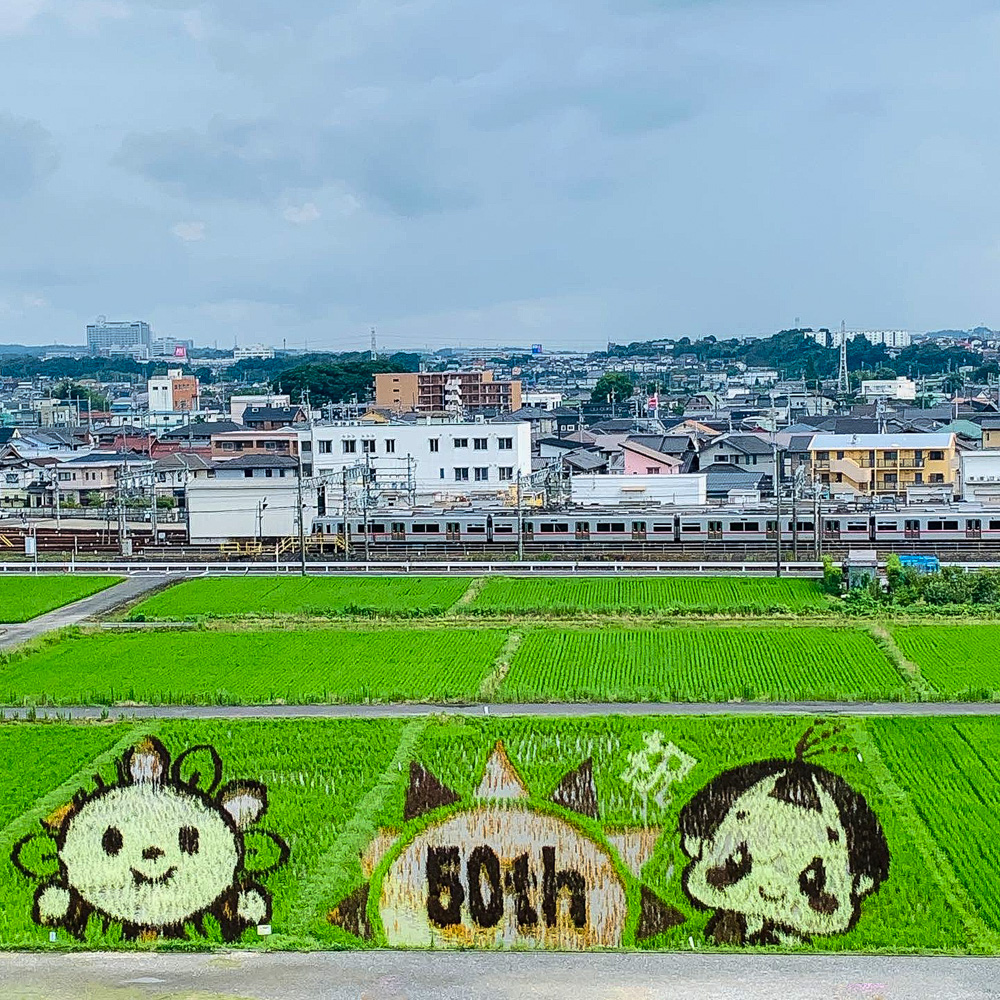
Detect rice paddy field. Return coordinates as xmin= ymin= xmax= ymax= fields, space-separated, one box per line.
xmin=499 ymin=626 xmax=907 ymax=702
xmin=0 ymin=627 xmax=508 ymax=705
xmin=0 ymin=623 xmax=915 ymax=705
xmin=0 ymin=576 xmax=121 ymax=623
xmin=889 ymin=624 xmax=1000 ymax=699
xmin=470 ymin=575 xmax=830 ymax=614
xmin=129 ymin=575 xmax=470 ymax=619
xmin=0 ymin=715 xmax=996 ymax=953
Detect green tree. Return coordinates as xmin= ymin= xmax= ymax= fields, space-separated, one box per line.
xmin=590 ymin=372 xmax=634 ymax=404
xmin=273 ymin=357 xmax=415 ymax=405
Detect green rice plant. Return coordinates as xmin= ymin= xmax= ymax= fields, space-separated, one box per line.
xmin=469 ymin=576 xmax=829 ymax=615
xmin=0 ymin=627 xmax=509 ymax=705
xmin=499 ymin=626 xmax=907 ymax=702
xmin=0 ymin=576 xmax=121 ymax=623
xmin=129 ymin=577 xmax=470 ymax=620
xmin=0 ymin=716 xmax=989 ymax=952
xmin=888 ymin=624 xmax=1000 ymax=699
xmin=870 ymin=717 xmax=1000 ymax=935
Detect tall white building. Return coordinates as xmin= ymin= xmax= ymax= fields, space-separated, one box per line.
xmin=805 ymin=329 xmax=912 ymax=349
xmin=302 ymin=419 xmax=531 ymax=498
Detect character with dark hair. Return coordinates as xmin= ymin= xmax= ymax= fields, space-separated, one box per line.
xmin=678 ymin=723 xmax=890 ymax=946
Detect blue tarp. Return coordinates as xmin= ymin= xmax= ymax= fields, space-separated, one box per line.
xmin=898 ymin=555 xmax=940 ymax=574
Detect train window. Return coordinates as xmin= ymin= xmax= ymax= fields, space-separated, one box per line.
xmin=991 ymin=521 xmax=1000 ymax=530
xmin=653 ymin=522 xmax=673 ymax=533
xmin=493 ymin=524 xmax=514 ymax=534
xmin=797 ymin=521 xmax=814 ymax=531
xmin=826 ymin=520 xmax=840 ymax=530
xmin=729 ymin=521 xmax=759 ymax=532
xmin=369 ymin=523 xmax=386 ymax=533
xmin=596 ymin=522 xmax=626 ymax=532
xmin=539 ymin=523 xmax=569 ymax=533
xmin=848 ymin=521 xmax=868 ymax=532
xmin=467 ymin=524 xmax=486 ymax=534
xmin=412 ymin=523 xmax=441 ymax=533
xmin=681 ymin=523 xmax=701 ymax=532
xmin=876 ymin=521 xmax=896 ymax=531
xmin=943 ymin=520 xmax=959 ymax=531
xmin=927 ymin=521 xmax=941 ymax=530
xmin=765 ymin=520 xmax=777 ymax=532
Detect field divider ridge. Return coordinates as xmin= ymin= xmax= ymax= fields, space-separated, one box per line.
xmin=0 ymin=720 xmax=162 ymax=850
xmin=867 ymin=622 xmax=933 ymax=701
xmin=447 ymin=576 xmax=486 ymax=614
xmin=853 ymin=719 xmax=998 ymax=950
xmin=281 ymin=716 xmax=428 ymax=937
xmin=478 ymin=630 xmax=524 ymax=700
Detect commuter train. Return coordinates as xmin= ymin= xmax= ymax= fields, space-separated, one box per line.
xmin=312 ymin=503 xmax=1000 ymax=551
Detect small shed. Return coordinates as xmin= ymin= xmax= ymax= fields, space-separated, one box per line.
xmin=845 ymin=550 xmax=879 ymax=589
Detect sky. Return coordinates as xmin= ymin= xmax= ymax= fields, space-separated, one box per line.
xmin=2 ymin=0 xmax=1000 ymax=352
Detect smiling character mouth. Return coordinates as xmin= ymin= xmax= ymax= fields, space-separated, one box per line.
xmin=131 ymin=866 xmax=178 ymax=887
xmin=758 ymin=887 xmax=785 ymax=903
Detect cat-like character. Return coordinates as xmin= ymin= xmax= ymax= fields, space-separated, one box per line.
xmin=12 ymin=736 xmax=289 ymax=941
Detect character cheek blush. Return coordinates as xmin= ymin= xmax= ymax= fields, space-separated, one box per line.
xmin=102 ymin=827 xmax=123 ymax=856
xmin=178 ymin=826 xmax=200 ymax=855
xmin=705 ymin=843 xmax=752 ymax=889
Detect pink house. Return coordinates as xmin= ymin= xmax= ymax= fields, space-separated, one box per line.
xmin=622 ymin=440 xmax=682 ymax=475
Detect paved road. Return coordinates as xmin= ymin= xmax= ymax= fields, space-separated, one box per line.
xmin=0 ymin=952 xmax=994 ymax=1000
xmin=3 ymin=699 xmax=999 ymax=720
xmin=0 ymin=575 xmax=171 ymax=650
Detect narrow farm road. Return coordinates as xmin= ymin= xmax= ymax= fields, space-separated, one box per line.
xmin=0 ymin=951 xmax=993 ymax=1000
xmin=5 ymin=699 xmax=1000 ymax=720
xmin=0 ymin=575 xmax=174 ymax=650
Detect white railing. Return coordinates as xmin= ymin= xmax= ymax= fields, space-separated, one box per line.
xmin=0 ymin=560 xmax=828 ymax=577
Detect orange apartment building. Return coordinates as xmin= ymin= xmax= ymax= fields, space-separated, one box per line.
xmin=374 ymin=371 xmax=522 ymax=414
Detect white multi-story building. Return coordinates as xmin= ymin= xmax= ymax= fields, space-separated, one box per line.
xmin=233 ymin=344 xmax=276 ymax=361
xmin=805 ymin=329 xmax=912 ymax=349
xmin=861 ymin=377 xmax=917 ymax=401
xmin=302 ymin=419 xmax=531 ymax=498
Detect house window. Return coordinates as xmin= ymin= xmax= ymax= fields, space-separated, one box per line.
xmin=498 ymin=437 xmax=513 ymax=450
xmin=646 ymin=467 xmax=660 ymax=475
xmin=454 ymin=467 xmax=469 ymax=481
xmin=342 ymin=440 xmax=356 ymax=454
xmin=929 ymin=450 xmax=944 ymax=461
xmin=930 ymin=473 xmax=944 ymax=483
xmin=362 ymin=439 xmax=376 ymax=454
xmin=454 ymin=438 xmax=468 ymax=448
xmin=474 ymin=467 xmax=489 ymax=482
xmin=300 ymin=440 xmax=311 ymax=453
xmin=439 ymin=468 xmax=445 ymax=479
xmin=498 ymin=467 xmax=513 ymax=481
xmin=265 ymin=469 xmax=273 ymax=478
xmin=319 ymin=440 xmax=332 ymax=454
xmin=243 ymin=469 xmax=253 ymax=478
xmin=385 ymin=439 xmax=395 ymax=453
xmin=474 ymin=437 xmax=488 ymax=450
xmin=884 ymin=451 xmax=898 ymax=461
xmin=429 ymin=439 xmax=439 ymax=453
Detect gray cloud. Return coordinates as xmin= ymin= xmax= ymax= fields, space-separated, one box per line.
xmin=0 ymin=115 xmax=58 ymax=199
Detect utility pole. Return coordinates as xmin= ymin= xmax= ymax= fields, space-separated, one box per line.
xmin=362 ymin=455 xmax=371 ymax=562
xmin=814 ymin=480 xmax=822 ymax=559
xmin=342 ymin=467 xmax=349 ymax=562
xmin=791 ymin=469 xmax=798 ymax=560
xmin=516 ymin=469 xmax=524 ymax=562
xmin=149 ymin=470 xmax=158 ymax=543
xmin=297 ymin=452 xmax=307 ymax=576
xmin=774 ymin=441 xmax=781 ymax=578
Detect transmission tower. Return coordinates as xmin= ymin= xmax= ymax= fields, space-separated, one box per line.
xmin=370 ymin=326 xmax=377 ymax=361
xmin=837 ymin=320 xmax=849 ymax=395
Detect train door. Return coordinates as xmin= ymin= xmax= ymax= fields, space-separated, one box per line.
xmin=486 ymin=514 xmax=494 ymax=543
xmin=824 ymin=519 xmax=841 ymax=540
xmin=967 ymin=518 xmax=982 ymax=540
xmin=446 ymin=521 xmax=461 ymax=541
xmin=765 ymin=519 xmax=778 ymax=540
xmin=391 ymin=521 xmax=406 ymax=541
xmin=631 ymin=520 xmax=647 ymax=540
xmin=575 ymin=520 xmax=590 ymax=540
xmin=522 ymin=520 xmax=534 ymax=539
xmin=708 ymin=520 xmax=722 ymax=540
xmin=904 ymin=519 xmax=920 ymax=540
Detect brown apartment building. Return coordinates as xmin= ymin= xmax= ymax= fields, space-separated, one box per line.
xmin=374 ymin=371 xmax=522 ymax=414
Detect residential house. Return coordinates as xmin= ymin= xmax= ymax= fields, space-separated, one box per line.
xmin=242 ymin=405 xmax=307 ymax=430
xmin=54 ymin=452 xmax=154 ymax=505
xmin=211 ymin=429 xmax=300 ymax=462
xmin=809 ymin=433 xmax=959 ymax=496
xmin=699 ymin=434 xmax=776 ymax=477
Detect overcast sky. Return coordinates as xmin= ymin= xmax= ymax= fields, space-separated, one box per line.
xmin=2 ymin=1 xmax=999 ymax=352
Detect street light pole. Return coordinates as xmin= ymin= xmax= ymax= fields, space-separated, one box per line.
xmin=516 ymin=470 xmax=524 ymax=562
